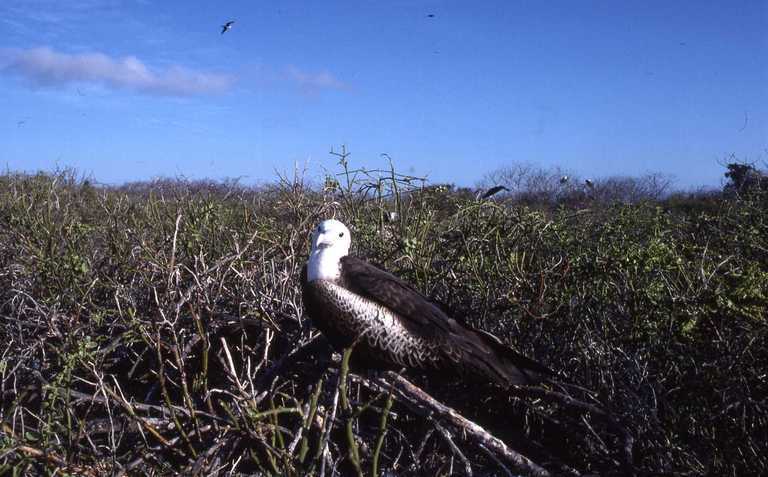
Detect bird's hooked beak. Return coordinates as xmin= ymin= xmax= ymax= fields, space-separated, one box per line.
xmin=312 ymin=230 xmax=334 ymax=250
xmin=315 ymin=236 xmax=332 ymax=249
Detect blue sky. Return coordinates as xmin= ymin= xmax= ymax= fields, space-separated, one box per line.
xmin=1 ymin=0 xmax=766 ymax=189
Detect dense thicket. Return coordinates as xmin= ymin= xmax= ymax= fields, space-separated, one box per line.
xmin=0 ymin=164 xmax=765 ymax=476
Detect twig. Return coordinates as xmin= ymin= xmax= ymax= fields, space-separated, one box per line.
xmin=432 ymin=421 xmax=473 ymax=476
xmin=478 ymin=444 xmax=514 ymax=477
xmin=317 ymin=380 xmax=341 ymax=477
xmin=339 ymin=347 xmax=364 ymax=477
xmin=509 ymin=384 xmax=634 ymax=476
xmin=371 ymin=380 xmax=395 ymax=476
xmin=14 ymin=445 xmax=99 ymax=477
xmin=360 ymin=371 xmax=551 ymax=477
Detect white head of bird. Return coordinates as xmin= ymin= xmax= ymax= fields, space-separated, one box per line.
xmin=307 ymin=219 xmax=351 ymax=281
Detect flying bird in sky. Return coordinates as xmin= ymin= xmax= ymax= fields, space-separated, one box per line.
xmin=301 ymin=219 xmax=555 ymax=387
xmin=478 ymin=185 xmax=509 ymax=200
xmin=221 ymin=20 xmax=235 ymax=34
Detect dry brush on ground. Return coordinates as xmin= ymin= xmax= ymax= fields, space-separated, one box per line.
xmin=0 ymin=168 xmax=766 ymax=476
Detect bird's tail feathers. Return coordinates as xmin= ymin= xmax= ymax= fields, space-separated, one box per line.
xmin=472 ymin=328 xmax=559 ymax=386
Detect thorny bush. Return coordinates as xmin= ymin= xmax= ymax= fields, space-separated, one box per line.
xmin=0 ymin=167 xmax=765 ymax=476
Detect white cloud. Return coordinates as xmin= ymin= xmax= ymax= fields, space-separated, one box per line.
xmin=0 ymin=47 xmax=235 ymax=96
xmin=285 ymin=65 xmax=346 ymax=92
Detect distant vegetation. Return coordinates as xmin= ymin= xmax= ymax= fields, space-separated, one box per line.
xmin=0 ymin=158 xmax=765 ymax=476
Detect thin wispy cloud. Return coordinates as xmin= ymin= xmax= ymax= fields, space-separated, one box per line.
xmin=0 ymin=47 xmax=235 ymax=96
xmin=1 ymin=1 xmax=128 ymax=41
xmin=285 ymin=65 xmax=347 ymax=93
xmin=2 ymin=0 xmax=124 ymax=25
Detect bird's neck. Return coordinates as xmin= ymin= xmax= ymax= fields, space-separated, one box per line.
xmin=307 ymin=248 xmax=345 ymax=282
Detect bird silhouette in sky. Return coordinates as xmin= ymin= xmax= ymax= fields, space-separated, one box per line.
xmin=478 ymin=185 xmax=509 ymax=200
xmin=221 ymin=20 xmax=235 ymax=34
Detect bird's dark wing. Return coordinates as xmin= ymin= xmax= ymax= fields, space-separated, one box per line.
xmin=480 ymin=185 xmax=509 ymax=199
xmin=338 ymin=256 xmax=556 ymax=384
xmin=339 ymin=256 xmax=455 ymax=338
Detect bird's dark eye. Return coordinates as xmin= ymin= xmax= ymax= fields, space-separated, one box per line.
xmin=339 ymin=232 xmax=344 ymax=237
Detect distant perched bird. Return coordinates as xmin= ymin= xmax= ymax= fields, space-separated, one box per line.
xmin=301 ymin=219 xmax=554 ymax=386
xmin=478 ymin=185 xmax=509 ymax=200
xmin=559 ymin=176 xmax=569 ymax=184
xmin=221 ymin=20 xmax=235 ymax=34
xmin=585 ymin=179 xmax=594 ymax=189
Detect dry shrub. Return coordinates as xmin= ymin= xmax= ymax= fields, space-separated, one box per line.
xmin=0 ymin=164 xmax=765 ymax=476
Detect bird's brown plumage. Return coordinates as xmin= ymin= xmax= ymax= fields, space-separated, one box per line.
xmin=301 ymin=255 xmax=554 ymax=386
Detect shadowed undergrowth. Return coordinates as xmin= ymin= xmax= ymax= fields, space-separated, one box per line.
xmin=0 ymin=167 xmax=765 ymax=476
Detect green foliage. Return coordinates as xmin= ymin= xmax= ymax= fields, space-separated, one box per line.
xmin=0 ymin=165 xmax=765 ymax=475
